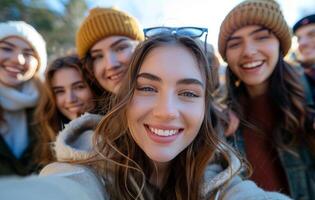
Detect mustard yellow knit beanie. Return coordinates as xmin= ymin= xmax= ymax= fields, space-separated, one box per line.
xmin=76 ymin=7 xmax=144 ymax=59
xmin=218 ymin=0 xmax=291 ymax=60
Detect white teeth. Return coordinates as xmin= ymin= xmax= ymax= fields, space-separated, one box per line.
xmin=149 ymin=127 xmax=178 ymax=136
xmin=110 ymin=73 xmax=122 ymax=80
xmin=242 ymin=61 xmax=263 ymax=68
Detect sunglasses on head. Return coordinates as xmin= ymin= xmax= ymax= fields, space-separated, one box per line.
xmin=143 ymin=26 xmax=208 ymax=53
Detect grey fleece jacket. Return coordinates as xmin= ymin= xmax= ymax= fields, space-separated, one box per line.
xmin=23 ymin=113 xmax=289 ymax=200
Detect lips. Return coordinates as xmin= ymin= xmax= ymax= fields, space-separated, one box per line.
xmin=241 ymin=60 xmax=264 ymax=69
xmin=149 ymin=127 xmax=179 ymax=137
xmin=1 ymin=65 xmax=24 ymax=77
xmin=66 ymin=104 xmax=83 ymax=112
xmin=108 ymin=70 xmax=126 ymax=81
xmin=144 ymin=124 xmax=183 ymax=144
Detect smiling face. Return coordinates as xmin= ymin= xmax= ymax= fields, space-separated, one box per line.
xmin=126 ymin=44 xmax=205 ymax=165
xmin=90 ymin=36 xmax=138 ymax=94
xmin=51 ymin=67 xmax=95 ymax=120
xmin=0 ymin=36 xmax=39 ymax=88
xmin=226 ymin=25 xmax=280 ymax=97
xmin=296 ymin=24 xmax=315 ymax=65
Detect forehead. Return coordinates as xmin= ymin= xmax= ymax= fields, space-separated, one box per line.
xmin=231 ymin=25 xmax=264 ymax=37
xmin=91 ymin=35 xmax=136 ymax=50
xmin=139 ymin=44 xmax=204 ymax=81
xmin=0 ymin=36 xmax=33 ymax=50
xmin=296 ymin=24 xmax=315 ymax=36
xmin=51 ymin=67 xmax=82 ymax=85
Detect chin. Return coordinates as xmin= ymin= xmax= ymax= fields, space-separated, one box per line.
xmin=147 ymin=152 xmax=176 ymax=163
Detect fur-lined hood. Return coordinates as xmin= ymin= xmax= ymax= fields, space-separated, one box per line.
xmin=54 ymin=113 xmax=102 ymax=161
xmin=54 ymin=113 xmax=241 ymax=197
xmin=49 ymin=112 xmax=291 ymax=199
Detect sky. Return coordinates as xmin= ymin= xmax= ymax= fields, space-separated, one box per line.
xmin=83 ymin=0 xmax=315 ymax=51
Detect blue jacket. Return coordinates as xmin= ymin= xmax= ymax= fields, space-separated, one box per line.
xmin=228 ymin=127 xmax=315 ymax=200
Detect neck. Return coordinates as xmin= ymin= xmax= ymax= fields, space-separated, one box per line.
xmin=246 ymin=81 xmax=268 ymax=98
xmin=149 ymin=161 xmax=170 ymax=189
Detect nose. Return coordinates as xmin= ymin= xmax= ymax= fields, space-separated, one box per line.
xmin=153 ymin=93 xmax=179 ymax=120
xmin=242 ymin=41 xmax=258 ymax=58
xmin=66 ymin=90 xmax=77 ymax=103
xmin=104 ymin=52 xmax=120 ymax=70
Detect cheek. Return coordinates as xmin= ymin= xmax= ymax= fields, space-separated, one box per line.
xmin=23 ymin=57 xmax=38 ymax=80
xmin=182 ymin=101 xmax=205 ymax=128
xmin=266 ymin=45 xmax=279 ymax=67
xmin=119 ymin=49 xmax=134 ymax=64
xmin=79 ymin=89 xmax=93 ymax=101
xmin=0 ymin=51 xmax=10 ymax=61
xmin=226 ymin=51 xmax=239 ymax=70
xmin=93 ymin=61 xmax=103 ymax=74
xmin=55 ymin=95 xmax=64 ymax=108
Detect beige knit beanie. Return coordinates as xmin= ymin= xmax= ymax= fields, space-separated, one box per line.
xmin=218 ymin=0 xmax=291 ymax=60
xmin=76 ymin=7 xmax=144 ymax=59
xmin=0 ymin=21 xmax=47 ymax=73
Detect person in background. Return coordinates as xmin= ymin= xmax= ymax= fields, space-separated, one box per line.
xmin=293 ymin=14 xmax=315 ymax=100
xmin=219 ymin=0 xmax=315 ymax=199
xmin=0 ymin=21 xmax=53 ymax=175
xmin=46 ymin=7 xmax=144 ymax=162
xmin=35 ymin=55 xmax=95 ymax=138
xmin=77 ymin=7 xmax=144 ymax=113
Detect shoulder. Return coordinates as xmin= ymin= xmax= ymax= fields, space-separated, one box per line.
xmin=220 ymin=178 xmax=292 ymax=200
xmin=1 ymin=162 xmax=107 ymax=200
xmin=54 ymin=113 xmax=102 ymax=161
xmin=40 ymin=162 xmax=107 ymax=200
xmin=202 ymin=150 xmax=292 ymax=200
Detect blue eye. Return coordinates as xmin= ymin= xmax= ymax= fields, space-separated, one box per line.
xmin=180 ymin=91 xmax=199 ymax=98
xmin=53 ymin=90 xmax=65 ymax=96
xmin=256 ymin=36 xmax=269 ymax=40
xmin=114 ymin=45 xmax=128 ymax=52
xmin=91 ymin=54 xmax=103 ymax=61
xmin=227 ymin=42 xmax=240 ymax=49
xmin=0 ymin=47 xmax=13 ymax=52
xmin=137 ymin=86 xmax=156 ymax=92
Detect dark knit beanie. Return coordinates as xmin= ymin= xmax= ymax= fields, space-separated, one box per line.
xmin=76 ymin=7 xmax=144 ymax=59
xmin=293 ymin=14 xmax=315 ymax=34
xmin=218 ymin=0 xmax=291 ymax=60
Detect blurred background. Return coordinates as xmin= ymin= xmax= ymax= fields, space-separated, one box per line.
xmin=2 ymin=0 xmax=315 ymax=65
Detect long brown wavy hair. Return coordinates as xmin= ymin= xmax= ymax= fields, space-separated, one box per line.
xmin=84 ymin=34 xmax=243 ymax=200
xmin=80 ymin=54 xmax=113 ymax=115
xmin=226 ymin=46 xmax=315 ymax=155
xmin=34 ymin=55 xmax=95 ymax=165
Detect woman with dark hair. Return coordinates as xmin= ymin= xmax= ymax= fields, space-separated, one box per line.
xmin=219 ymin=0 xmax=315 ymax=199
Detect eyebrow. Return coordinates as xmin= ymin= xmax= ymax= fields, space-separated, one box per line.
xmin=0 ymin=40 xmax=34 ymax=52
xmin=90 ymin=38 xmax=129 ymax=54
xmin=52 ymin=81 xmax=84 ymax=89
xmin=227 ymin=27 xmax=269 ymax=42
xmin=137 ymin=72 xmax=204 ymax=88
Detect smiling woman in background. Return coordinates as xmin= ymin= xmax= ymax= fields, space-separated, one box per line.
xmin=219 ymin=0 xmax=315 ymax=199
xmin=0 ymin=21 xmax=53 ymax=175
xmin=36 ymin=55 xmax=95 ymax=138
